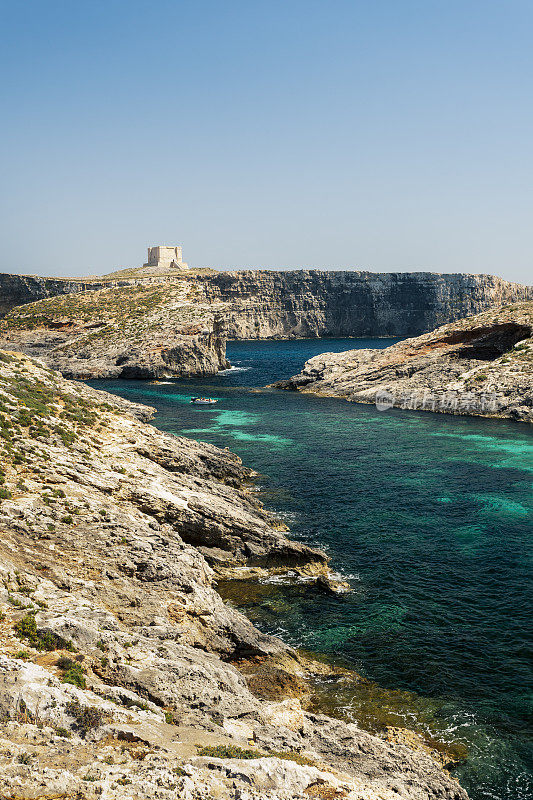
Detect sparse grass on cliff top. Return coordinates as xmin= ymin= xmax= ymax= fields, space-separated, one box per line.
xmin=0 ymin=349 xmax=120 ymax=504
xmin=1 ymin=284 xmax=185 ymax=329
xmin=0 ymin=280 xmax=224 ymax=353
xmin=100 ymin=265 xmax=217 ymax=279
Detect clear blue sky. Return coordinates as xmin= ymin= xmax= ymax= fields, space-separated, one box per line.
xmin=1 ymin=0 xmax=532 ymax=282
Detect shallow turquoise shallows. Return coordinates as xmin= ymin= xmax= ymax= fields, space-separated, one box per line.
xmin=91 ymin=338 xmax=533 ymax=800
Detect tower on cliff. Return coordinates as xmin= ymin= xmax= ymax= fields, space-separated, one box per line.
xmin=143 ymin=245 xmax=189 ymax=270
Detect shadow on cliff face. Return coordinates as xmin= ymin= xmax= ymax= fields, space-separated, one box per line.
xmin=438 ymin=323 xmax=531 ymax=360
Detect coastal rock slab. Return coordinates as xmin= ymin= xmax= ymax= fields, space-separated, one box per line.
xmin=275 ymin=300 xmax=533 ymax=423
xmin=0 ymin=350 xmax=468 ymax=799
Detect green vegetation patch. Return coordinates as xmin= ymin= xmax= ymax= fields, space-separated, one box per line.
xmin=196 ymin=744 xmax=263 ymax=759
xmin=194 ymin=744 xmax=316 ymax=765
xmin=57 ymin=656 xmax=86 ymax=689
xmin=2 ymin=284 xmax=176 ymax=331
xmin=65 ymin=701 xmax=104 ymax=737
xmin=15 ymin=612 xmax=75 ymax=652
xmin=0 ymin=351 xmax=115 ymax=487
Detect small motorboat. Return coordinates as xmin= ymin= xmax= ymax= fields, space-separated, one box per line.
xmin=190 ymin=397 xmax=218 ymax=405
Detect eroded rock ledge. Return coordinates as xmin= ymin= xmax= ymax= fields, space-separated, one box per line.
xmin=274 ymin=301 xmax=533 ymax=423
xmin=0 ymin=350 xmax=467 ymax=799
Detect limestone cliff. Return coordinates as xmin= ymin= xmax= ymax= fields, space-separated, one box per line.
xmin=1 ymin=268 xmax=530 ymax=382
xmin=274 ymin=300 xmax=533 ymax=423
xmin=198 ymin=270 xmax=533 ymax=338
xmin=0 ymin=350 xmax=467 ymax=799
xmin=2 ymin=269 xmax=532 ymax=339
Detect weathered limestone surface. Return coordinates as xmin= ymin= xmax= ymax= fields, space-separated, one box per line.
xmin=274 ymin=301 xmax=533 ymax=423
xmin=0 ymin=350 xmax=468 ymax=799
xmin=198 ymin=270 xmax=533 ymax=338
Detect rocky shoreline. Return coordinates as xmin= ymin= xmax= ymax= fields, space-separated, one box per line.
xmin=0 ymin=349 xmax=468 ymax=799
xmin=274 ymin=301 xmax=533 ymax=424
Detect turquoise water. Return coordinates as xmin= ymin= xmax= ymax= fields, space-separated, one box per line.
xmin=91 ymin=338 xmax=533 ymax=800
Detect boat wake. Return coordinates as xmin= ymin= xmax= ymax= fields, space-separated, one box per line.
xmin=219 ymin=365 xmax=251 ymax=374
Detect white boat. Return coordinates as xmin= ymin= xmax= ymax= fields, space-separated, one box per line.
xmin=190 ymin=397 xmax=218 ymax=405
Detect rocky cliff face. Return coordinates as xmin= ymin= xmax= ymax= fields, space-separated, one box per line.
xmin=275 ymin=300 xmax=533 ymax=423
xmin=2 ymin=269 xmax=532 ymax=339
xmin=0 ymin=350 xmax=467 ymax=799
xmin=0 ymin=281 xmax=230 ymax=379
xmin=2 ymin=268 xmax=530 ymax=382
xmin=198 ymin=270 xmax=533 ymax=338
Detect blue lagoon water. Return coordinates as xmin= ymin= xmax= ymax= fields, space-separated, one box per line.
xmin=92 ymin=339 xmax=533 ymax=800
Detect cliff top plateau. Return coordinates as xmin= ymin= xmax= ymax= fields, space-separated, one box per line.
xmin=0 ymin=280 xmax=230 ymax=379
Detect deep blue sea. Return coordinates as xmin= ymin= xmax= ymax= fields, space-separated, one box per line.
xmin=91 ymin=338 xmax=533 ymax=800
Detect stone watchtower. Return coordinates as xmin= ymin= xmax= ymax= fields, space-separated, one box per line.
xmin=144 ymin=246 xmax=189 ymax=270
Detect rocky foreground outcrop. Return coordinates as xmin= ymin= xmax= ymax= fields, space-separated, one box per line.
xmin=0 ymin=281 xmax=229 ymax=379
xmin=275 ymin=301 xmax=533 ymax=423
xmin=0 ymin=350 xmax=467 ymax=799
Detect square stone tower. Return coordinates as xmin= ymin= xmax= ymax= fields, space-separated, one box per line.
xmin=144 ymin=246 xmax=189 ymax=270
